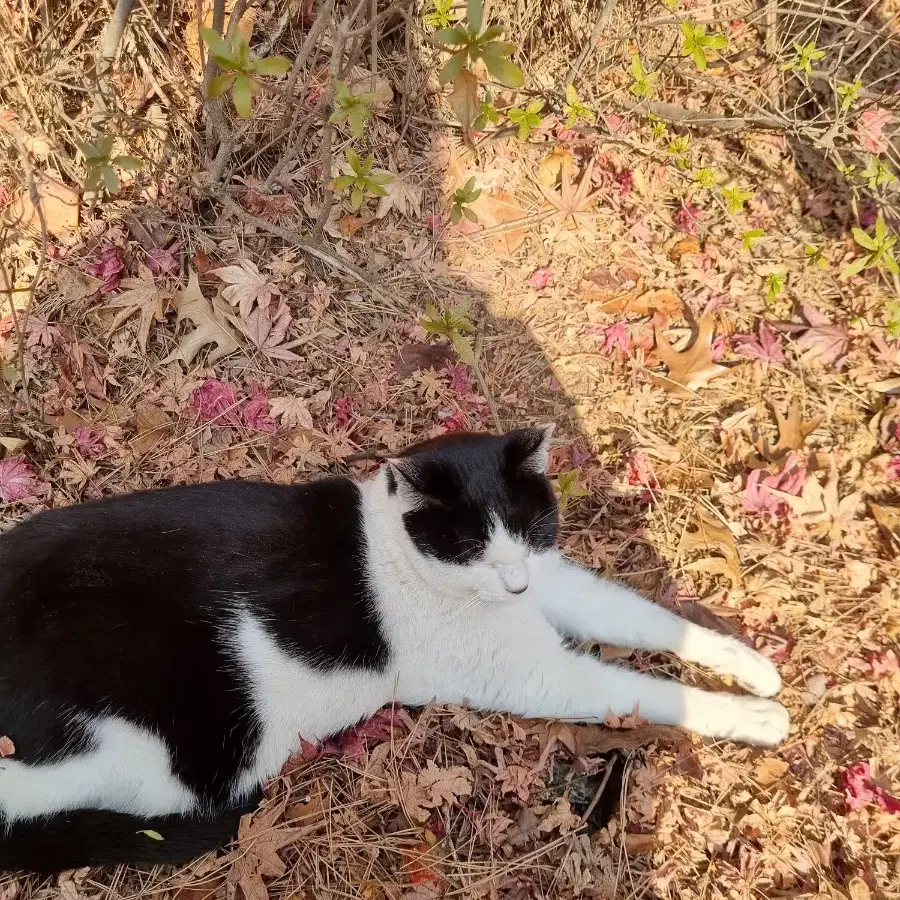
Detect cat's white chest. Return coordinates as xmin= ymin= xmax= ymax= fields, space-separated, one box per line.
xmin=230 ymin=613 xmax=393 ymax=798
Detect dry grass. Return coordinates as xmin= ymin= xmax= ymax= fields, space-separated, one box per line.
xmin=1 ymin=0 xmax=900 ymax=899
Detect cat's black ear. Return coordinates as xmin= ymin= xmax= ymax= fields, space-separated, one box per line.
xmin=504 ymin=424 xmax=554 ymax=474
xmin=385 ymin=459 xmax=437 ymax=509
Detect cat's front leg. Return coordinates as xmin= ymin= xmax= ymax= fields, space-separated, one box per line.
xmin=458 ymin=643 xmax=790 ymax=747
xmin=534 ymin=554 xmax=782 ymax=699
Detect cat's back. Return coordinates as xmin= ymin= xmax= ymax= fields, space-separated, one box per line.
xmin=0 ymin=474 xmax=382 ymax=780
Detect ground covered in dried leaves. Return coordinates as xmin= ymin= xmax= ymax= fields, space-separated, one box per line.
xmin=1 ymin=0 xmax=899 ymax=899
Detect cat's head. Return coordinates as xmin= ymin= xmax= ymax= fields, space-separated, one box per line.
xmin=383 ymin=426 xmax=558 ymax=600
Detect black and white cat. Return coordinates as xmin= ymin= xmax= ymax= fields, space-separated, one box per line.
xmin=0 ymin=426 xmax=788 ymax=872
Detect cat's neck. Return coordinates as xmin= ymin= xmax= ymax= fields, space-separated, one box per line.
xmin=358 ymin=469 xmax=469 ymax=600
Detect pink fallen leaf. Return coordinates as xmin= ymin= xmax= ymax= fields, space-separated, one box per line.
xmin=426 ymin=214 xmax=444 ymax=236
xmin=529 ymin=267 xmax=553 ymax=289
xmin=190 ymin=379 xmax=241 ymax=425
xmin=743 ymin=453 xmax=806 ymax=518
xmin=145 ymin=241 xmax=183 ymax=276
xmin=0 ymin=735 xmax=14 ymax=757
xmin=869 ymin=649 xmax=899 ymax=678
xmin=441 ymin=408 xmax=467 ymax=432
xmin=855 ymin=107 xmax=893 ymax=154
xmin=732 ymin=320 xmax=786 ymax=365
xmin=448 ymin=364 xmax=471 ymax=394
xmin=333 ymin=396 xmax=354 ymax=430
xmin=841 ymin=761 xmax=900 ymax=814
xmin=87 ymin=246 xmax=125 ymax=295
xmin=886 ymin=457 xmax=900 ymax=481
xmin=603 ymin=322 xmax=630 ymax=355
xmin=243 ymin=394 xmax=275 ymax=434
xmin=710 ymin=334 xmax=728 ymax=361
xmin=615 ymin=169 xmax=634 ymax=197
xmin=675 ymin=202 xmax=702 ymax=234
xmin=74 ymin=426 xmax=106 ymax=458
xmin=300 ymin=707 xmax=406 ymax=761
xmin=795 ymin=302 xmax=850 ymax=369
xmin=0 ymin=456 xmax=37 ymax=502
xmin=624 ymin=450 xmax=658 ymax=490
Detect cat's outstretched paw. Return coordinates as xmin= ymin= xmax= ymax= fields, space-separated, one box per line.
xmin=725 ymin=697 xmax=790 ymax=746
xmin=711 ymin=638 xmax=782 ymax=698
xmin=696 ymin=694 xmax=789 ymax=747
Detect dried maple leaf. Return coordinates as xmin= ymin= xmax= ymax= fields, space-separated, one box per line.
xmin=213 ymin=260 xmax=280 ymax=319
xmin=795 ymin=302 xmax=850 ymax=368
xmin=770 ymin=457 xmax=862 ymax=544
xmin=104 ymin=264 xmax=169 ymax=352
xmin=678 ymin=505 xmax=742 ymax=587
xmin=732 ymin=320 xmax=786 ymax=365
xmin=870 ymin=501 xmax=900 ymax=549
xmin=743 ymin=453 xmax=806 ymax=518
xmin=236 ymin=298 xmax=302 ymax=362
xmin=0 ymin=456 xmax=37 ymax=502
xmin=652 ymin=316 xmax=728 ymax=397
xmin=773 ymin=399 xmax=822 ymax=451
xmin=132 ymin=403 xmax=174 ymax=455
xmin=269 ymin=396 xmax=314 ymax=429
xmin=163 ymin=272 xmax=242 ymax=365
xmin=535 ymin=154 xmax=602 ymax=241
xmin=375 ymin=174 xmax=422 ymax=219
xmin=398 ymin=762 xmax=472 ymax=822
xmin=754 ymin=399 xmax=823 ymax=463
xmin=227 ymin=802 xmax=303 ymax=900
xmin=753 ymin=757 xmax=789 ymax=787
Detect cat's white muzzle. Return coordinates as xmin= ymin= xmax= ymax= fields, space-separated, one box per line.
xmin=496 ymin=564 xmax=529 ymax=595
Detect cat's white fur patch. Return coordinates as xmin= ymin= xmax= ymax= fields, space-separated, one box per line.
xmin=0 ymin=717 xmax=197 ymax=820
xmin=0 ymin=461 xmax=789 ymax=823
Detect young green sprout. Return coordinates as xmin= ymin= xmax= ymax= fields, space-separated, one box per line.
xmin=842 ymin=215 xmax=899 ymax=279
xmin=434 ymin=0 xmax=523 ymax=90
xmin=563 ymin=85 xmax=596 ymax=126
xmin=78 ymin=135 xmax=142 ymax=193
xmin=202 ymin=27 xmax=291 ymax=118
xmin=680 ymin=22 xmax=728 ymax=72
xmin=331 ymin=149 xmax=393 ymax=212
xmin=721 ymin=185 xmax=753 ymax=214
xmin=629 ymin=56 xmax=658 ymax=99
xmin=329 ymin=80 xmax=379 ymax=139
xmin=781 ymin=40 xmax=826 ymax=76
xmin=508 ymin=100 xmax=545 ymax=141
xmin=419 ymin=298 xmax=478 ymax=364
xmin=450 ymin=176 xmax=481 ymax=224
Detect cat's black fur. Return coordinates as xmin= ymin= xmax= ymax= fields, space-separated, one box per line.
xmin=0 ymin=428 xmax=556 ymax=873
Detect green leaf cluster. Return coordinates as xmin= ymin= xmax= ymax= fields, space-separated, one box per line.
xmin=419 ymin=298 xmax=477 ymax=364
xmin=450 ymin=176 xmax=481 ymax=224
xmin=332 ymin=148 xmax=393 ymax=211
xmin=435 ymin=0 xmax=524 ymax=91
xmin=507 ymin=100 xmax=544 ymax=141
xmin=78 ymin=135 xmax=141 ymax=193
xmin=202 ymin=27 xmax=291 ymax=118
xmin=329 ymin=80 xmax=378 ymax=138
xmin=842 ymin=215 xmax=899 ymax=278
xmin=680 ymin=22 xmax=727 ymax=72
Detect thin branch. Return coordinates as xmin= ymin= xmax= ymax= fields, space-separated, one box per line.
xmin=565 ymin=0 xmax=618 ymax=88
xmin=90 ymin=0 xmax=135 ymax=129
xmin=9 ymin=138 xmax=48 ymax=415
xmin=210 ymin=190 xmax=390 ymax=303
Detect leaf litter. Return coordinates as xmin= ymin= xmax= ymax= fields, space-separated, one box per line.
xmin=4 ymin=7 xmax=900 ymax=900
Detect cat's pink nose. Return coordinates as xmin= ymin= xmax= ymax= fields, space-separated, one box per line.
xmin=497 ymin=564 xmax=529 ymax=594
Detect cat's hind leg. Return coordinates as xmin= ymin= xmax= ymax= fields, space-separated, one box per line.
xmin=0 ymin=716 xmax=198 ymax=822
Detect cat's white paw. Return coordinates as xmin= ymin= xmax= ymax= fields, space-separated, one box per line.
xmin=713 ymin=696 xmax=790 ymax=747
xmin=711 ymin=638 xmax=782 ymax=698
